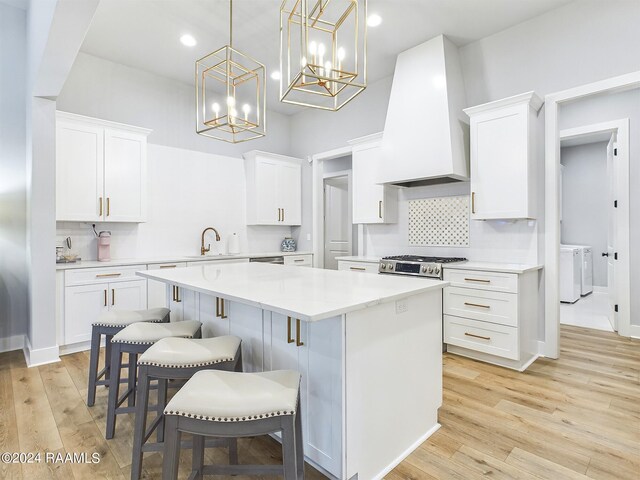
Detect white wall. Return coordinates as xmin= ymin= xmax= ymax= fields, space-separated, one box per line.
xmin=559 ymin=88 xmax=640 ymax=325
xmin=560 ymin=142 xmax=608 ymax=286
xmin=0 ymin=2 xmax=28 ymax=350
xmin=57 ymin=144 xmax=292 ymax=260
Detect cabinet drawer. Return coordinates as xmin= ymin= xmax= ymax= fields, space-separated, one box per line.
xmin=444 ymin=286 xmax=518 ymax=327
xmin=337 ymin=260 xmax=379 ymax=274
xmin=444 ymin=315 xmax=519 ymax=360
xmin=443 ymin=269 xmax=518 ymax=293
xmin=65 ymin=265 xmax=146 ymax=286
xmin=284 ymin=255 xmax=312 ymax=267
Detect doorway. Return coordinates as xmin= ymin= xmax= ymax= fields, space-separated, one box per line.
xmin=323 ymin=174 xmax=352 ymax=269
xmin=559 ymin=126 xmax=624 ymax=333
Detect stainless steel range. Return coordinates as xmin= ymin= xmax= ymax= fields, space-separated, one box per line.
xmin=379 ymin=255 xmax=467 ymax=279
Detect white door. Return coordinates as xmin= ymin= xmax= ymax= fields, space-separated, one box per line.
xmin=228 ymin=303 xmax=265 ymax=372
xmin=279 ymin=162 xmax=302 ymax=225
xmin=352 ymin=144 xmax=385 ymax=223
xmin=104 ymin=129 xmax=147 ymax=222
xmin=64 ymin=283 xmax=109 ymax=344
xmin=606 ymin=134 xmax=617 ymax=331
xmin=255 ymin=159 xmax=280 ymax=224
xmin=324 ymin=177 xmax=351 ymax=270
xmin=110 ymin=280 xmax=147 ymax=311
xmin=56 ymin=120 xmax=104 ymax=221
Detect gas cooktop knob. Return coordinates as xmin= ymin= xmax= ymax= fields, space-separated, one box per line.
xmin=434 ymin=266 xmax=441 ymax=274
xmin=387 ymin=263 xmax=394 ymax=270
xmin=427 ymin=266 xmax=434 ymax=273
xmin=421 ymin=266 xmax=427 ymax=273
xmin=380 ymin=263 xmax=386 ymax=270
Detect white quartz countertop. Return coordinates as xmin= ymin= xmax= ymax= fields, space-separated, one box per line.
xmin=55 ymin=251 xmax=313 ymax=270
xmin=137 ymin=262 xmax=447 ymax=322
xmin=443 ymin=261 xmax=543 ymax=274
xmin=335 ymin=256 xmax=381 ymax=263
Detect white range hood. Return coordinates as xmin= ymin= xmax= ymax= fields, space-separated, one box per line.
xmin=379 ymin=35 xmax=469 ymax=187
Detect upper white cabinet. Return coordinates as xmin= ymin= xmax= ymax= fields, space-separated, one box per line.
xmin=464 ymin=92 xmax=542 ymax=220
xmin=56 ymin=112 xmax=151 ymax=223
xmin=349 ymin=133 xmax=398 ymax=224
xmin=244 ymin=151 xmax=302 ymax=226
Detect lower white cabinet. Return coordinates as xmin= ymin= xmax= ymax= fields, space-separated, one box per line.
xmin=63 ymin=267 xmax=147 ymax=345
xmin=168 ymin=285 xmax=197 ymax=323
xmin=283 ymin=254 xmax=313 ymax=267
xmin=147 ymin=262 xmax=187 ymax=308
xmin=337 ymin=259 xmax=379 ymax=274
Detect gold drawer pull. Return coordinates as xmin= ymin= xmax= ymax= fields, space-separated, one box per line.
xmin=465 ymin=332 xmax=491 ymax=341
xmin=216 ymin=297 xmax=226 ymax=318
xmin=99 ymin=197 xmax=103 ymax=216
xmin=464 ymin=277 xmax=490 ymax=283
xmin=111 ymin=288 xmax=115 ymax=306
xmin=160 ymin=265 xmax=177 ymax=269
xmin=350 ymin=266 xmax=366 ymax=271
xmin=287 ymin=316 xmax=294 ymax=344
xmin=378 ymin=200 xmax=382 ymax=219
xmin=106 ymin=197 xmax=111 ymax=216
xmin=282 ymin=208 xmax=285 ymax=222
xmin=96 ymin=273 xmax=121 ymax=278
xmin=464 ymin=302 xmax=491 ymax=309
xmin=104 ymin=289 xmax=107 ymax=307
xmin=296 ymin=318 xmax=304 ymax=347
xmin=294 ymin=259 xmax=305 ymax=263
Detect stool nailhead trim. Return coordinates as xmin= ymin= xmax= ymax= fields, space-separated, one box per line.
xmin=112 ymin=335 xmax=196 ymax=345
xmin=138 ymin=357 xmax=235 ymax=369
xmin=91 ymin=319 xmax=165 ymax=327
xmin=163 ymin=409 xmax=297 ymax=422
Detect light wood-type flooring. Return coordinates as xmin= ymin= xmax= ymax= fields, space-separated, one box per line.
xmin=0 ymin=325 xmax=638 ymax=479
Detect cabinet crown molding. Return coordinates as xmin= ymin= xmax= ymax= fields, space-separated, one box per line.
xmin=347 ymin=132 xmax=383 ymax=147
xmin=243 ymin=150 xmax=303 ymax=164
xmin=56 ymin=111 xmax=152 ymax=136
xmin=463 ymin=91 xmax=543 ymax=117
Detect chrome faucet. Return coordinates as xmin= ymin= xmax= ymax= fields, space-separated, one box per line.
xmin=201 ymin=227 xmax=221 ymax=256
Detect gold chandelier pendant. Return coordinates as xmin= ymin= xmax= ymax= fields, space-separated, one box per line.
xmin=280 ymin=0 xmax=368 ymax=111
xmin=196 ymin=0 xmax=266 ymax=143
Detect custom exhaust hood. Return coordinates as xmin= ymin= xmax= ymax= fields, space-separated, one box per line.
xmin=379 ymin=35 xmax=469 ymax=187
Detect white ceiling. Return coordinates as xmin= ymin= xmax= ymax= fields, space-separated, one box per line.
xmin=80 ymin=0 xmax=573 ymax=114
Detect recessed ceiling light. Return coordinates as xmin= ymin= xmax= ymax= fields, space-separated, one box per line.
xmin=180 ymin=34 xmax=197 ymax=47
xmin=367 ymin=14 xmax=382 ymax=27
xmin=271 ymin=71 xmax=281 ymax=81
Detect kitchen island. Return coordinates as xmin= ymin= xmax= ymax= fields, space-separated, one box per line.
xmin=137 ymin=262 xmax=446 ymax=480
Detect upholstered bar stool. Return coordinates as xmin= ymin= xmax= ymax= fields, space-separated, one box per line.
xmin=105 ymin=320 xmax=202 ymax=439
xmin=162 ymin=369 xmax=303 ymax=480
xmin=130 ymin=335 xmax=243 ymax=480
xmin=87 ymin=307 xmax=170 ymax=407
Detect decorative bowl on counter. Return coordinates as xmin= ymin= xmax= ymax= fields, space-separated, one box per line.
xmin=281 ymin=237 xmax=296 ymax=252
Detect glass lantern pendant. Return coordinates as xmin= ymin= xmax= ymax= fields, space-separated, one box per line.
xmin=280 ymin=0 xmax=367 ymax=111
xmin=196 ymin=0 xmax=266 ymax=143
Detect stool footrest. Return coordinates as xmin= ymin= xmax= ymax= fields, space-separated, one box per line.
xmin=141 ymin=437 xmax=228 ymax=453
xmin=201 ymin=464 xmax=283 ymax=476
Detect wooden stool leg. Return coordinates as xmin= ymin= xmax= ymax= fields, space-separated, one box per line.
xmin=87 ymin=327 xmax=101 ymax=406
xmin=105 ymin=343 xmax=123 ymax=439
xmin=131 ymin=366 xmax=151 ymax=480
xmin=192 ymin=434 xmax=205 ymax=480
xmin=162 ymin=416 xmax=181 ymax=480
xmin=281 ymin=417 xmax=298 ymax=480
xmin=128 ymin=353 xmax=138 ymax=407
xmin=157 ymin=378 xmax=168 ymax=443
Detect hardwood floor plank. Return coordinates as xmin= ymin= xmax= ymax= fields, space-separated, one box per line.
xmin=505 ymin=447 xmax=590 ymax=480
xmin=0 ymin=367 xmax=22 ymax=480
xmin=451 ymin=445 xmax=540 ymax=480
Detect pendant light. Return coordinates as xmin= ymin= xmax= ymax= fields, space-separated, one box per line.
xmin=196 ymin=0 xmax=266 ymax=143
xmin=279 ymin=0 xmax=368 ymax=111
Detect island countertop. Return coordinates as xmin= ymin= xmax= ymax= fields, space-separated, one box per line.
xmin=137 ymin=262 xmax=447 ymax=322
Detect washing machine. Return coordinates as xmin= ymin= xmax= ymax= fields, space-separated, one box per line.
xmin=561 ymin=244 xmax=593 ymax=295
xmin=560 ymin=246 xmax=581 ymax=303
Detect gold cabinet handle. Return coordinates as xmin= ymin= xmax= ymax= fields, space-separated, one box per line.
xmin=277 ymin=208 xmax=281 ymax=222
xmin=296 ymin=318 xmax=304 ymax=347
xmin=104 ymin=289 xmax=107 ymax=307
xmin=106 ymin=197 xmax=111 ymax=216
xmin=171 ymin=285 xmax=176 ymax=302
xmin=160 ymin=265 xmax=177 ymax=269
xmin=215 ymin=296 xmax=220 ymax=317
xmin=220 ymin=298 xmax=227 ymax=319
xmin=294 ymin=259 xmax=305 ymax=263
xmin=378 ymin=200 xmax=382 ymax=219
xmin=471 ymin=192 xmax=476 ymax=214
xmin=99 ymin=197 xmax=103 ymax=217
xmin=282 ymin=208 xmax=285 ymax=222
xmin=287 ymin=316 xmax=294 ymax=344
xmin=111 ymin=288 xmax=115 ymax=306
xmin=175 ymin=287 xmax=181 ymax=303
xmin=464 ymin=302 xmax=491 ymax=309
xmin=96 ymin=273 xmax=121 ymax=278
xmin=350 ymin=266 xmax=366 ymax=271
xmin=465 ymin=332 xmax=491 ymax=341
xmin=464 ymin=277 xmax=491 ymax=283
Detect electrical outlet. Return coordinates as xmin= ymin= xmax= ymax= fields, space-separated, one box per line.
xmin=395 ymin=299 xmax=408 ymax=314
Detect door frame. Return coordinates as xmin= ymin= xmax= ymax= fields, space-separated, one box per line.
xmin=323 ymin=171 xmax=353 ymax=269
xmin=559 ymin=119 xmax=630 ymax=335
xmin=544 ymin=71 xmax=640 ymax=357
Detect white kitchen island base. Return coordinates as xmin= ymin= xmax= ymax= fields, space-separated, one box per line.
xmin=138 ymin=263 xmax=445 ymax=480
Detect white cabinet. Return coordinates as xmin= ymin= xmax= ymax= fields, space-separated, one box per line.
xmin=244 ymin=151 xmax=302 ymax=226
xmin=464 ymin=92 xmax=542 ymax=220
xmin=350 ymin=133 xmax=398 ymax=224
xmin=443 ymin=266 xmax=539 ymax=371
xmin=337 ymin=259 xmax=379 ymax=274
xmin=147 ymin=263 xmax=187 ymax=309
xmin=228 ymin=302 xmax=265 ymax=373
xmin=56 ymin=112 xmax=151 ymax=223
xmin=63 ymin=266 xmax=147 ymax=345
xmin=199 ymin=294 xmax=230 ymax=338
xmin=283 ymin=254 xmax=313 ymax=267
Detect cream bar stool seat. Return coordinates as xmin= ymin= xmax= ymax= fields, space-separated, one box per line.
xmin=131 ymin=336 xmax=243 ymax=480
xmin=162 ymin=369 xmax=303 ymax=480
xmin=105 ymin=320 xmax=202 ymax=439
xmin=87 ymin=307 xmax=170 ymax=407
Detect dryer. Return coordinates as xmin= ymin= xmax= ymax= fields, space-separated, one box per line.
xmin=561 ymin=244 xmax=593 ymax=295
xmin=560 ymin=246 xmax=581 ymax=303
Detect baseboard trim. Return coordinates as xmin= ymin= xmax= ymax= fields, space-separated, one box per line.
xmin=0 ymin=335 xmax=25 ymax=353
xmin=23 ymin=337 xmax=60 ymax=367
xmin=592 ymin=286 xmax=607 ymax=294
xmin=629 ymin=324 xmax=640 ymax=340
xmin=537 ymin=340 xmax=546 ymax=358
